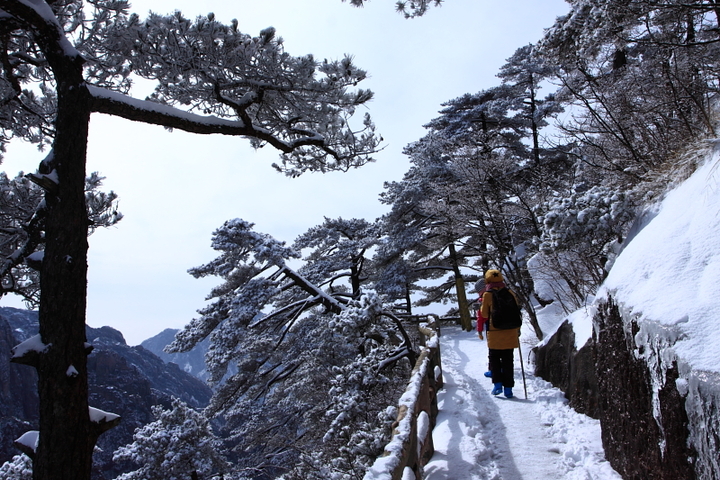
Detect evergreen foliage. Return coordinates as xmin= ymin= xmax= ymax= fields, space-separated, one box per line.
xmin=379 ymin=1 xmax=720 ymax=326
xmin=113 ymin=398 xmax=231 ymax=480
xmin=0 ymin=172 xmax=121 ymax=307
xmin=0 ymin=455 xmax=33 ymax=480
xmin=4 ymin=0 xmax=719 ymax=478
xmin=168 ymin=219 xmax=414 ymax=479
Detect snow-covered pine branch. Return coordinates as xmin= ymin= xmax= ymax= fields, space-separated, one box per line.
xmin=0 ymin=170 xmax=121 ymax=307
xmin=167 ymin=218 xmax=417 ymax=478
xmin=113 ymin=398 xmax=230 ymax=480
xmin=86 ymin=12 xmax=381 ymax=173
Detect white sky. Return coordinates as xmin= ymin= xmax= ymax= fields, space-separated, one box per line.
xmin=1 ymin=0 xmax=570 ymax=345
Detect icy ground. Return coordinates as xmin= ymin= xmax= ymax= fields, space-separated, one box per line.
xmin=424 ymin=325 xmax=621 ymax=480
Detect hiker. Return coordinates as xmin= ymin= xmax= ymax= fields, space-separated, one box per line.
xmin=478 ymin=269 xmax=521 ymax=399
xmin=475 ymin=279 xmax=493 ymax=379
xmin=474 ymin=278 xmax=486 ymax=340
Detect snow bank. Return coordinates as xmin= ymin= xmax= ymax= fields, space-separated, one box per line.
xmin=534 ymin=301 xmax=596 ymax=350
xmin=528 ymin=146 xmax=720 ymax=478
xmin=598 ymin=153 xmax=720 ymax=374
xmin=594 ymin=149 xmax=720 ymax=477
xmin=532 ymin=378 xmax=621 ymax=479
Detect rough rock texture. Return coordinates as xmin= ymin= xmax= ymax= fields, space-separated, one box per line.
xmin=533 ymin=319 xmax=599 ymax=418
xmin=0 ymin=307 xmax=213 ymax=479
xmin=534 ymin=297 xmax=696 ymax=479
xmin=594 ymin=298 xmax=695 ymax=480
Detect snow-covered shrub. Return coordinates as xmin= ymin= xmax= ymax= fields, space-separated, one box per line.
xmin=113 ymin=398 xmax=230 ymax=480
xmin=538 ymin=186 xmax=633 ymax=255
xmin=282 ymin=295 xmax=409 ymax=480
xmin=531 ymin=186 xmax=635 ymax=311
xmin=0 ymin=454 xmax=33 ymax=480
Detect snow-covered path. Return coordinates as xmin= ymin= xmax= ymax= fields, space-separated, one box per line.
xmin=424 ymin=326 xmax=621 ymax=480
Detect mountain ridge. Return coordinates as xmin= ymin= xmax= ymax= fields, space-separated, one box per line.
xmin=0 ymin=306 xmax=213 ymax=479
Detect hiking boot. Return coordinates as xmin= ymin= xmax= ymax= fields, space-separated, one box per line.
xmin=504 ymin=387 xmax=513 ymax=399
xmin=491 ymin=383 xmax=503 ymax=395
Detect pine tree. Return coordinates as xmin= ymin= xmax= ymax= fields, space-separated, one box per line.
xmin=0 ymin=3 xmax=379 ymax=479
xmin=167 ymin=219 xmax=414 ymax=478
xmin=113 ymin=398 xmax=231 ymax=480
xmin=293 ymin=217 xmax=380 ymax=299
xmin=383 ymin=45 xmax=571 ymax=338
xmin=377 ymin=133 xmax=477 ymax=328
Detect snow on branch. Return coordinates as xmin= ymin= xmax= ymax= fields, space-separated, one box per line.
xmin=280 ymin=266 xmax=345 ymax=314
xmin=0 ymin=0 xmax=81 ymax=61
xmin=10 ymin=334 xmax=51 ymax=367
xmin=89 ymin=12 xmax=382 ymax=173
xmin=89 ymin=406 xmax=121 ymax=434
xmin=377 ymin=346 xmax=411 ymax=371
xmin=14 ymin=431 xmax=39 ymax=458
xmin=88 ymin=85 xmax=249 ymax=133
xmin=89 ymin=406 xmax=120 ymax=424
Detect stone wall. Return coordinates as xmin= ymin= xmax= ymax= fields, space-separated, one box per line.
xmin=534 ymin=297 xmax=696 ymax=479
xmin=594 ymin=298 xmax=695 ymax=480
xmin=534 ymin=319 xmax=599 ymax=418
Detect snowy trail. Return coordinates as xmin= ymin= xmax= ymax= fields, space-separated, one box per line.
xmin=424 ymin=326 xmax=621 ymax=480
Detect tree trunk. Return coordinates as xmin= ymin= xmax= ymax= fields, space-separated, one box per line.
xmin=527 ymin=73 xmax=541 ymax=165
xmin=448 ymin=243 xmax=472 ymax=331
xmin=404 ymin=283 xmax=412 ymax=314
xmin=33 ymin=47 xmax=97 ymax=480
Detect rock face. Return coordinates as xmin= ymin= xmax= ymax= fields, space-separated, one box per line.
xmin=594 ymin=298 xmax=695 ymax=480
xmin=141 ymin=328 xmax=209 ymax=380
xmin=0 ymin=307 xmax=213 ymax=479
xmin=534 ymin=319 xmax=599 ymax=418
xmin=141 ymin=328 xmax=238 ymax=383
xmin=0 ymin=309 xmax=37 ymax=472
xmin=534 ymin=297 xmax=697 ymax=479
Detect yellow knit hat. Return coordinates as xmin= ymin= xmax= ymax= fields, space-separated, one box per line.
xmin=485 ymin=269 xmax=504 ymax=283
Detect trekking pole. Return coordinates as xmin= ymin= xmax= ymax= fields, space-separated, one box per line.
xmin=517 ymin=341 xmax=528 ymax=399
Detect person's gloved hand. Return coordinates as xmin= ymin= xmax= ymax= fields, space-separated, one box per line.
xmin=478 ymin=332 xmax=484 ymax=340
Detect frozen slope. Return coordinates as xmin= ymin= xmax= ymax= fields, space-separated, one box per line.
xmin=424 ymin=326 xmax=621 ymax=480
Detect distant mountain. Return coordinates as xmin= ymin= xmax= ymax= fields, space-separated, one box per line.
xmin=141 ymin=328 xmax=209 ymax=381
xmin=141 ymin=328 xmax=237 ymax=383
xmin=0 ymin=307 xmax=213 ymax=480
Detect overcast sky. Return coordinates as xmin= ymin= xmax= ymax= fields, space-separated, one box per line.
xmin=1 ymin=0 xmax=569 ymax=345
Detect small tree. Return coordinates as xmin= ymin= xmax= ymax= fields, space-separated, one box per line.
xmin=0 ymin=455 xmax=33 ymax=480
xmin=377 ymin=134 xmax=477 ymax=328
xmin=292 ymin=216 xmax=379 ymax=299
xmin=113 ymin=398 xmax=230 ymax=480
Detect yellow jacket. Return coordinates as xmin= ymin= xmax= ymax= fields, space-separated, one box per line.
xmin=480 ymin=288 xmax=520 ymax=350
